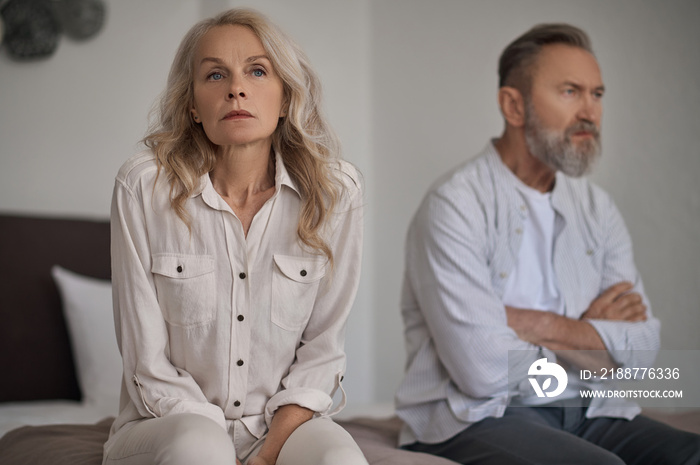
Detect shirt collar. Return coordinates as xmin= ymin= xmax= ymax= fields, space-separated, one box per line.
xmin=197 ymin=149 xmax=300 ymax=211
xmin=272 ymin=149 xmax=300 ymax=197
xmin=485 ymin=138 xmax=517 ymax=189
xmin=550 ymin=171 xmax=569 ymax=214
xmin=485 ymin=139 xmax=568 ymax=217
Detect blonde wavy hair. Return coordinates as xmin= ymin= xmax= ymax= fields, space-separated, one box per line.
xmin=144 ymin=8 xmax=343 ymax=263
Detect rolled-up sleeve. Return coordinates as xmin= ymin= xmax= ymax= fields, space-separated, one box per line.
xmin=111 ymin=178 xmax=227 ymax=431
xmin=586 ymin=196 xmax=660 ymax=368
xmin=264 ymin=164 xmax=364 ymax=424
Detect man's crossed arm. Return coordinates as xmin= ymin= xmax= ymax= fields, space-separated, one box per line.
xmin=505 ymin=281 xmax=647 ymax=369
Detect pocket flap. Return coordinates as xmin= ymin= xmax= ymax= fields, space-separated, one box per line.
xmin=273 ymin=254 xmax=326 ymax=283
xmin=151 ymin=254 xmax=214 ymax=279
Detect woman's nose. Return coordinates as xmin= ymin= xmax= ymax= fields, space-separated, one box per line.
xmin=227 ymin=74 xmax=246 ymax=100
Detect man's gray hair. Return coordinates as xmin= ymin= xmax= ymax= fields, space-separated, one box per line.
xmin=498 ymin=23 xmax=593 ymax=94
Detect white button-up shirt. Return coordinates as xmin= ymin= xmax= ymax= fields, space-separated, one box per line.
xmin=106 ymin=149 xmax=363 ymax=452
xmin=396 ymin=141 xmax=660 ymax=445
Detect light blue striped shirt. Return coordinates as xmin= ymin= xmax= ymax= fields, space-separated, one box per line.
xmin=395 ymin=141 xmax=661 ymax=445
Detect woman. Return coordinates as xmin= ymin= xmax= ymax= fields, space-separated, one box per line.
xmin=105 ymin=8 xmax=366 ymax=465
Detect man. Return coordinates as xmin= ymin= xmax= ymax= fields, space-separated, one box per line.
xmin=395 ymin=24 xmax=700 ymax=464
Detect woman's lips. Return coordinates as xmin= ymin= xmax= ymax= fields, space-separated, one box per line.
xmin=222 ymin=110 xmax=252 ymax=120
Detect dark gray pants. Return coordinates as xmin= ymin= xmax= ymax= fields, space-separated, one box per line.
xmin=404 ymin=403 xmax=700 ymax=464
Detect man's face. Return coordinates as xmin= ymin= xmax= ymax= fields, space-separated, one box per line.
xmin=524 ymin=44 xmax=605 ymax=177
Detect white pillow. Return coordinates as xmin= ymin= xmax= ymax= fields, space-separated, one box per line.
xmin=51 ymin=265 xmax=121 ymax=414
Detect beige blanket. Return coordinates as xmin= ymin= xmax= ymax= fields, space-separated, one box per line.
xmin=0 ymin=416 xmax=458 ymax=465
xmin=2 ymin=412 xmax=698 ymax=465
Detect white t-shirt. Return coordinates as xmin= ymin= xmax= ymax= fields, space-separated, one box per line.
xmin=502 ymin=172 xmax=584 ymax=404
xmin=502 ymin=175 xmax=564 ymax=315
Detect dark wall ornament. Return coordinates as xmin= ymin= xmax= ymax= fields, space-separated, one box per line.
xmin=53 ymin=0 xmax=106 ymax=40
xmin=1 ymin=0 xmax=60 ymax=59
xmin=0 ymin=8 xmax=4 ymax=46
xmin=0 ymin=0 xmax=106 ymax=61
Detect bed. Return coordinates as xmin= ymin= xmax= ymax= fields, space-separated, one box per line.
xmin=1 ymin=212 xmax=697 ymax=465
xmin=0 ymin=213 xmax=457 ymax=465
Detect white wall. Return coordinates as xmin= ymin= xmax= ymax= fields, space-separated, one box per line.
xmin=371 ymin=0 xmax=700 ymax=401
xmin=0 ymin=0 xmax=201 ymax=217
xmin=1 ymin=0 xmax=698 ymax=407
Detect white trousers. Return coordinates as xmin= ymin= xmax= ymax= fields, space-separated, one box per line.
xmin=103 ymin=413 xmax=368 ymax=465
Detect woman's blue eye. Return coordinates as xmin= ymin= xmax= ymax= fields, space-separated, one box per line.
xmin=209 ymin=72 xmax=223 ymax=81
xmin=252 ymin=69 xmax=265 ymax=77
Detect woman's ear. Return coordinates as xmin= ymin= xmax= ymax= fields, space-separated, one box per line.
xmin=191 ymin=109 xmax=200 ymax=123
xmin=279 ymin=95 xmax=289 ymax=118
xmin=498 ymin=86 xmax=526 ymax=128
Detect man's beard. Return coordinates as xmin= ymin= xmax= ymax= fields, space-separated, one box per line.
xmin=524 ymin=102 xmax=601 ymax=178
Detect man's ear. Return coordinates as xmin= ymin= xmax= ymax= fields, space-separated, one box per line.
xmin=498 ymin=86 xmax=526 ymax=128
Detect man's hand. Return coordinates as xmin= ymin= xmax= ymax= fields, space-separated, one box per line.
xmin=581 ymin=282 xmax=647 ymax=322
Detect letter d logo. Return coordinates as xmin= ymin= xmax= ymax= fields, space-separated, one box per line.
xmin=528 ymin=358 xmax=568 ymax=398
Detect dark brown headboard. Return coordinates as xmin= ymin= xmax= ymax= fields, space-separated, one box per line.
xmin=0 ymin=214 xmax=110 ymax=402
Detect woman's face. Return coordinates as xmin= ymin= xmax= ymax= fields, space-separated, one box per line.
xmin=191 ymin=25 xmax=285 ymax=151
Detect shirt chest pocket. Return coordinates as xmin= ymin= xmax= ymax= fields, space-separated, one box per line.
xmin=271 ymin=254 xmax=326 ymax=331
xmin=151 ymin=254 xmax=216 ymax=327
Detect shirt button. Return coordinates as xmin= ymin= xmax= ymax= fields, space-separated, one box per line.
xmin=520 ymin=205 xmax=527 ymax=211
xmin=586 ymin=249 xmax=594 ymax=256
xmin=239 ymin=272 xmax=246 ymax=279
xmin=237 ymin=315 xmax=245 ymax=322
xmin=500 ymin=272 xmax=508 ymax=279
xmin=515 ymin=228 xmax=523 ymax=235
xmin=234 ymin=401 xmax=241 ymax=407
xmin=176 ymin=265 xmax=183 ymax=273
xmin=300 ymin=269 xmax=307 ymax=277
xmin=237 ymin=359 xmax=244 ymax=366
